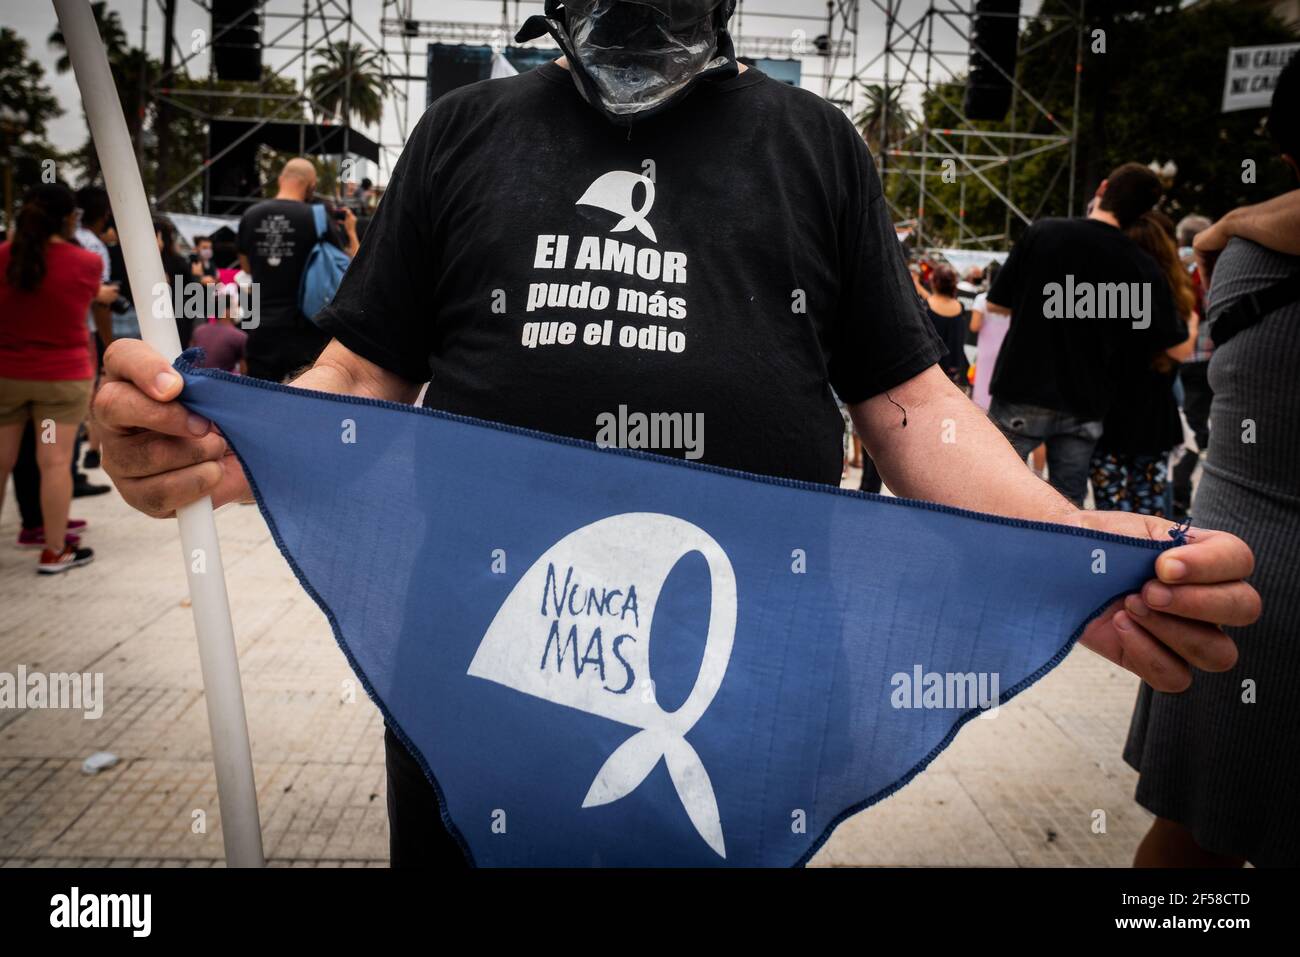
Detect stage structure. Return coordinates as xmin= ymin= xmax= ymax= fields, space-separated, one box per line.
xmin=146 ymin=0 xmax=414 ymax=215
xmin=143 ymin=2 xmax=1083 ymax=244
xmin=378 ymin=1 xmax=1079 ymax=252
xmin=378 ymin=2 xmax=851 ymax=110
xmin=843 ymin=0 xmax=1087 ymax=250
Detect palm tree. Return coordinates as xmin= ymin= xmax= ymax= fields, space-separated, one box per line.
xmin=47 ymin=1 xmax=130 ymax=73
xmin=855 ymin=84 xmax=914 ymax=155
xmin=307 ymin=41 xmax=389 ymax=129
xmin=48 ymin=2 xmax=140 ymax=182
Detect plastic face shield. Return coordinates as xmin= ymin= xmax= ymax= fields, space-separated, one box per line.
xmin=563 ymin=0 xmax=731 ymax=116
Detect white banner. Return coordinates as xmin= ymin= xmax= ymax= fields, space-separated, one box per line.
xmin=1221 ymin=43 xmax=1299 ymax=113
xmin=931 ymin=248 xmax=1009 ymax=274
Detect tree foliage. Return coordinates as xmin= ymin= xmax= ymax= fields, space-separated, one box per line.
xmin=307 ymin=41 xmax=390 ymax=129
xmin=0 ymin=28 xmax=69 ymax=224
xmin=881 ymin=0 xmax=1297 ymax=248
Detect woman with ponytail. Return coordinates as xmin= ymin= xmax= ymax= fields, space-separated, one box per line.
xmin=0 ymin=183 xmax=116 ymax=573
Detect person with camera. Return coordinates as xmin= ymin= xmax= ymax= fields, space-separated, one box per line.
xmin=236 ymin=158 xmax=358 ymax=382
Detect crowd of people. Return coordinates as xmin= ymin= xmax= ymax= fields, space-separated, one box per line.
xmin=0 ymin=161 xmax=364 ymax=573
xmin=0 ymin=30 xmax=1293 ymax=869
xmin=863 ymin=185 xmax=1240 ymax=525
xmin=843 ymin=54 xmax=1293 ymax=866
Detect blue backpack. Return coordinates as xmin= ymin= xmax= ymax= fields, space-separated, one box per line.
xmin=298 ymin=204 xmax=351 ymax=323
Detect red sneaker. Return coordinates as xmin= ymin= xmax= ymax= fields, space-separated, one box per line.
xmin=16 ymin=527 xmax=83 ymax=550
xmin=38 ymin=545 xmax=95 ymax=574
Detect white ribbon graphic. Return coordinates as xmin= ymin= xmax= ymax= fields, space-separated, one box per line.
xmin=575 ymin=170 xmax=659 ymax=244
xmin=468 ymin=513 xmax=736 ymax=857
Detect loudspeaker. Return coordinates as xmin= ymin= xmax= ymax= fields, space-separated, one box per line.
xmin=205 ymin=121 xmax=260 ymax=216
xmin=424 ymin=43 xmax=563 ymax=107
xmin=212 ymin=0 xmax=262 ymax=83
xmin=963 ymin=0 xmax=1020 ymax=122
xmin=425 ymin=44 xmax=491 ymax=107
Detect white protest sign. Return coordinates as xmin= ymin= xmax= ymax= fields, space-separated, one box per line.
xmin=1222 ymin=43 xmax=1299 ymax=113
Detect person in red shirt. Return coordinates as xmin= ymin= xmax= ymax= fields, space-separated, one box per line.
xmin=0 ymin=183 xmax=117 ymax=573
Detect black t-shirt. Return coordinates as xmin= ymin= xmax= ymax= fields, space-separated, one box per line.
xmin=237 ymin=198 xmax=342 ymax=376
xmin=315 ymin=62 xmax=944 ymax=486
xmin=1097 ymin=360 xmax=1182 ymax=455
xmin=988 ymin=217 xmax=1185 ymax=421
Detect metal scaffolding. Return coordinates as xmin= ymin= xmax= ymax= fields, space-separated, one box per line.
xmin=147 ymin=0 xmax=413 ymax=213
xmin=143 ymin=0 xmax=1083 ymax=239
xmin=840 ymin=0 xmax=1086 ymax=250
xmin=367 ymin=0 xmax=857 ymax=206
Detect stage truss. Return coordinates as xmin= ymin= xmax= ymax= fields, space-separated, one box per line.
xmin=143 ymin=0 xmax=1083 ymax=243
xmin=846 ymin=0 xmax=1086 ymax=250
xmin=147 ymin=0 xmax=415 ymax=213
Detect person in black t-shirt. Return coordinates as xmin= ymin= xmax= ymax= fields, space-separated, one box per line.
xmin=93 ymin=2 xmax=1259 ymax=869
xmin=985 ymin=163 xmax=1189 ymax=506
xmin=236 ymin=158 xmax=358 ymax=382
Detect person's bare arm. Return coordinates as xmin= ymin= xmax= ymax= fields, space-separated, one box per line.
xmin=910 ymin=271 xmax=931 ymax=304
xmin=92 ymin=301 xmax=114 ymax=346
xmin=969 ymin=308 xmax=984 ymax=334
xmin=291 ymin=338 xmax=420 ymax=404
xmin=1164 ymin=310 xmax=1198 ymax=362
xmin=1195 ymin=190 xmax=1300 ymax=282
xmin=238 ymin=254 xmax=252 ymax=274
xmin=850 ymin=365 xmax=1258 ymax=692
xmin=850 ymin=364 xmax=1073 ymax=522
xmin=983 ymin=299 xmax=1010 ymax=316
xmin=94 ymin=338 xmax=420 ymax=516
xmin=339 ymin=208 xmax=360 ymax=258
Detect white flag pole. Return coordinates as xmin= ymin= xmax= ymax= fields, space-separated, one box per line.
xmin=52 ymin=0 xmax=265 ymax=867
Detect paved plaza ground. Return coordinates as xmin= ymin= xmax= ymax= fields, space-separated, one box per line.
xmin=0 ymin=463 xmax=1155 ymax=867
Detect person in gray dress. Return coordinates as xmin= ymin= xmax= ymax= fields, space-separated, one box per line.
xmin=1125 ymin=56 xmax=1300 ymax=867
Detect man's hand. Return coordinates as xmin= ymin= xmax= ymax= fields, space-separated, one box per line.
xmin=852 ymin=368 xmax=1259 ymax=694
xmin=95 ymin=338 xmax=418 ymax=518
xmin=94 ymin=339 xmax=250 ymax=517
xmin=1074 ymin=511 xmax=1259 ymax=692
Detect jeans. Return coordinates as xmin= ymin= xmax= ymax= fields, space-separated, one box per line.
xmin=988 ymin=398 xmax=1103 ymax=507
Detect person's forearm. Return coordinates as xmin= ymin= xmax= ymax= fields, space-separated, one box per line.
xmin=851 ymin=365 xmax=1077 ymax=524
xmin=344 ymin=229 xmax=360 ymax=257
xmin=1211 ymin=190 xmax=1300 ymax=257
xmin=287 ymin=338 xmax=421 ymax=404
xmin=218 ymin=340 xmax=419 ymax=506
xmin=92 ymin=304 xmax=114 ymax=347
xmin=1164 ymin=311 xmax=1198 ymax=362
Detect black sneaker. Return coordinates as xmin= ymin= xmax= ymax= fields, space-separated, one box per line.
xmin=38 ymin=545 xmax=95 ymax=574
xmin=73 ymin=477 xmax=111 ymax=498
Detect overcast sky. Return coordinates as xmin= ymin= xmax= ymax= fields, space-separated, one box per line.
xmin=11 ymin=0 xmax=1046 ymax=180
